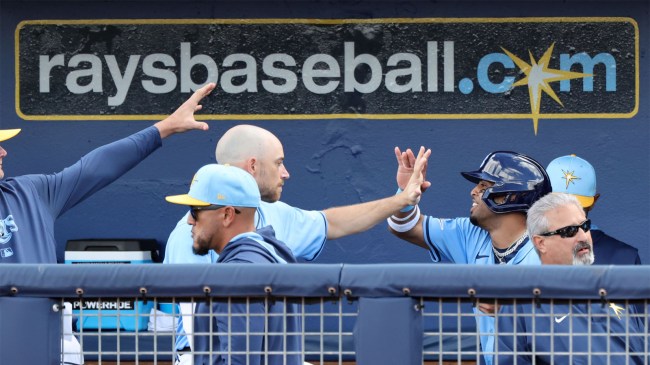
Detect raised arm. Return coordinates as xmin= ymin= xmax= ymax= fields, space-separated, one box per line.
xmin=31 ymin=83 xmax=218 ymax=218
xmin=387 ymin=147 xmax=430 ymax=249
xmin=323 ymin=146 xmax=431 ymax=240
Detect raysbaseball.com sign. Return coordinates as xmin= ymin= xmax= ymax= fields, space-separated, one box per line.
xmin=16 ymin=18 xmax=638 ymax=132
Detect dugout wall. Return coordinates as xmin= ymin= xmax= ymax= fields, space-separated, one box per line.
xmin=0 ymin=0 xmax=647 ymax=265
xmin=1 ymin=264 xmax=649 ymax=364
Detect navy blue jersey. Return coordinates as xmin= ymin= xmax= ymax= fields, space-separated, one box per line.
xmin=0 ymin=126 xmax=161 ymax=263
xmin=495 ymin=300 xmax=647 ymax=365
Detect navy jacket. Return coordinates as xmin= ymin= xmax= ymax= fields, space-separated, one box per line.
xmin=495 ymin=301 xmax=646 ymax=365
xmin=591 ymin=229 xmax=642 ymax=265
xmin=0 ymin=127 xmax=161 ymax=263
xmin=193 ymin=226 xmax=302 ymax=365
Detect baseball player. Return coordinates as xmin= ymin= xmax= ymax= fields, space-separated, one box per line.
xmin=166 ymin=164 xmax=302 ymax=365
xmin=546 ymin=154 xmax=641 ymax=265
xmin=388 ymin=150 xmax=551 ymax=365
xmin=495 ymin=193 xmax=646 ymax=365
xmin=164 ymin=124 xmax=431 ymax=361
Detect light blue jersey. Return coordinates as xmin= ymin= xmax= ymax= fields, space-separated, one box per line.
xmin=164 ymin=200 xmax=327 ymax=264
xmin=422 ymin=216 xmax=541 ymax=365
xmin=163 ymin=200 xmax=328 ymax=352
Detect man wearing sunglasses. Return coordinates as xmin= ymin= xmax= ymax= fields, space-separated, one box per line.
xmin=0 ymin=82 xmax=215 ymax=264
xmin=166 ymin=163 xmax=302 ymax=365
xmin=546 ymin=154 xmax=641 ymax=265
xmin=163 ymin=124 xmax=430 ymax=362
xmin=495 ymin=192 xmax=646 ymax=365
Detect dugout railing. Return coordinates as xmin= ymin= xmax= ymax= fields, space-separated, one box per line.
xmin=0 ymin=264 xmax=648 ymax=364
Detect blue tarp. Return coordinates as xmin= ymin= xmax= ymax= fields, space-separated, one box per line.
xmin=1 ymin=264 xmax=649 ymax=299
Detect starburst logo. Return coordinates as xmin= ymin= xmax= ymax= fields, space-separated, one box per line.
xmin=502 ymin=44 xmax=593 ymax=135
xmin=560 ymin=169 xmax=581 ymax=189
xmin=609 ymin=302 xmax=625 ymax=319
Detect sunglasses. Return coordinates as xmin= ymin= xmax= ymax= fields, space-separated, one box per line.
xmin=539 ymin=219 xmax=591 ymax=238
xmin=190 ymin=205 xmax=241 ymax=221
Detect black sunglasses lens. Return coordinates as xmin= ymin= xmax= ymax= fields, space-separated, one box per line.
xmin=190 ymin=208 xmax=198 ymax=220
xmin=559 ymin=220 xmax=591 ymax=238
xmin=560 ymin=226 xmax=579 ymax=238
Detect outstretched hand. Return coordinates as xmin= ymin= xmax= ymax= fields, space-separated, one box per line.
xmin=154 ymin=82 xmax=217 ymax=138
xmin=401 ymin=146 xmax=432 ymax=207
xmin=395 ymin=147 xmax=415 ymax=190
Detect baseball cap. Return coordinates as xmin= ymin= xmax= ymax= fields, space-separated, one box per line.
xmin=166 ymin=164 xmax=260 ymax=208
xmin=546 ymin=154 xmax=596 ymax=208
xmin=0 ymin=129 xmax=21 ymax=142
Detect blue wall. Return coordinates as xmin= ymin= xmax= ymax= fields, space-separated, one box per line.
xmin=0 ymin=0 xmax=648 ymax=264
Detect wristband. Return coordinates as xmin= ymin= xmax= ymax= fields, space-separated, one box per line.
xmin=395 ymin=187 xmax=414 ymax=212
xmin=391 ymin=204 xmax=419 ymax=222
xmin=387 ymin=205 xmax=421 ymax=232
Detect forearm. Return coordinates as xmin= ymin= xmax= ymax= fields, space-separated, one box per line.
xmin=49 ymin=126 xmax=162 ymax=215
xmin=324 ymin=192 xmax=411 ymax=240
xmin=388 ymin=214 xmax=427 ymax=249
xmin=73 ymin=126 xmax=161 ymax=186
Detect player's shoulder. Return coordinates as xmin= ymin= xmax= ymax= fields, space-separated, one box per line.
xmin=260 ymin=200 xmax=318 ymax=215
xmin=260 ymin=200 xmax=293 ymax=210
xmin=592 ymin=229 xmax=638 ymax=251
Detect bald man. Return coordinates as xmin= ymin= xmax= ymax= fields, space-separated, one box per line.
xmin=164 ymin=124 xmax=430 ymax=362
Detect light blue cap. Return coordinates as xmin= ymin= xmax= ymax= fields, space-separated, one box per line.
xmin=165 ymin=164 xmax=260 ymax=208
xmin=546 ymin=154 xmax=596 ymax=208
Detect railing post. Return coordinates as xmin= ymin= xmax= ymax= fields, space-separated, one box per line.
xmin=354 ymin=297 xmax=423 ymax=365
xmin=0 ymin=297 xmax=61 ymax=364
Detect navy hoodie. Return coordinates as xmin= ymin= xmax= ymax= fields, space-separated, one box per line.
xmin=193 ymin=226 xmax=302 ymax=365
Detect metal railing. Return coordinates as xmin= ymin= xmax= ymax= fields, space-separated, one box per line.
xmin=1 ymin=264 xmax=648 ymax=364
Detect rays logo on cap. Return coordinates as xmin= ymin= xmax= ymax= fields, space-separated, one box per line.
xmin=560 ymin=169 xmax=581 ymax=189
xmin=546 ymin=154 xmax=597 ymax=208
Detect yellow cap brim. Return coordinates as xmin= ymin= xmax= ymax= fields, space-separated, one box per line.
xmin=0 ymin=129 xmax=21 ymax=142
xmin=574 ymin=194 xmax=595 ymax=209
xmin=165 ymin=194 xmax=210 ymax=206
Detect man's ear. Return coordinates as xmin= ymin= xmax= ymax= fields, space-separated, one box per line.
xmin=221 ymin=207 xmax=238 ymax=227
xmin=244 ymin=157 xmax=257 ymax=174
xmin=532 ymin=235 xmax=546 ymax=255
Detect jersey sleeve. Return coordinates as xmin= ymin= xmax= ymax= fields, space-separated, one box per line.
xmin=421 ymin=216 xmax=486 ymax=263
xmin=25 ymin=126 xmax=162 ymax=218
xmin=257 ymin=201 xmax=327 ymax=261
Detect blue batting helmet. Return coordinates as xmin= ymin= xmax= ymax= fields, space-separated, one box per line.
xmin=461 ymin=151 xmax=551 ymax=213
